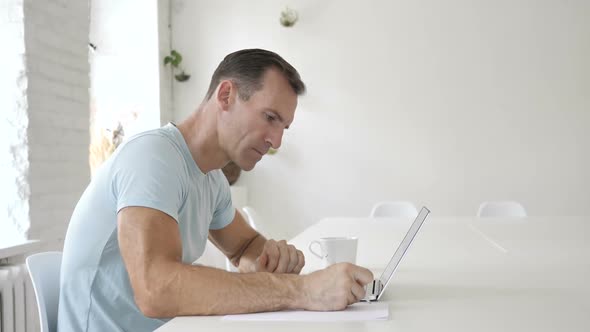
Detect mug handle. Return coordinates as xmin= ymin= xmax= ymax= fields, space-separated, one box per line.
xmin=308 ymin=240 xmax=325 ymax=259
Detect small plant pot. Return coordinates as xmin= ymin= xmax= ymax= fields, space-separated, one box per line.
xmin=175 ymin=72 xmax=190 ymax=82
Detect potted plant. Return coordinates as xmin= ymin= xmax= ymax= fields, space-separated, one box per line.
xmin=280 ymin=7 xmax=299 ymax=27
xmin=164 ymin=50 xmax=191 ymax=82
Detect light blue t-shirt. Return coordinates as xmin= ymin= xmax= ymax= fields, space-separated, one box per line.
xmin=57 ymin=123 xmax=235 ymax=332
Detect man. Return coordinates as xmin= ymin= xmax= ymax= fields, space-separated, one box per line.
xmin=58 ymin=49 xmax=373 ymax=331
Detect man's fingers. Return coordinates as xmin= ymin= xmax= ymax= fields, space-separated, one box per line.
xmin=351 ymin=282 xmax=366 ymax=302
xmin=347 ymin=288 xmax=357 ymax=305
xmin=286 ymin=245 xmax=298 ymax=272
xmin=275 ymin=241 xmax=289 ymax=273
xmin=293 ymin=250 xmax=305 ymax=274
xmin=352 ymin=266 xmax=374 ymax=286
xmin=256 ymin=252 xmax=268 ymax=271
xmin=349 ymin=266 xmax=370 ymax=304
xmin=265 ymin=240 xmax=280 ymax=272
xmin=259 ymin=239 xmax=305 ymax=274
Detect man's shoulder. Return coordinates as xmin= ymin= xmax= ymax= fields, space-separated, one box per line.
xmin=113 ymin=126 xmax=186 ymax=164
xmin=124 ymin=126 xmax=180 ymax=151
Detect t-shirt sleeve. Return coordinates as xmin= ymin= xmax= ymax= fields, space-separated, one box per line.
xmin=111 ymin=135 xmax=185 ymax=223
xmin=209 ymin=171 xmax=235 ymax=230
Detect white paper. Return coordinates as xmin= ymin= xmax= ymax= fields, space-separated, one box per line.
xmin=222 ymin=302 xmax=389 ymax=322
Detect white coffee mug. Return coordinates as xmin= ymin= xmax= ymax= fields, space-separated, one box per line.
xmin=308 ymin=237 xmax=358 ymax=268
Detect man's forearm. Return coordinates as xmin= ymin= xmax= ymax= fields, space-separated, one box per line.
xmin=142 ymin=260 xmax=304 ymax=317
xmin=235 ymin=233 xmax=267 ymax=272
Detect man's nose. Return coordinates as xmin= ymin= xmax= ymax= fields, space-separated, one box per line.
xmin=265 ymin=128 xmax=284 ymax=149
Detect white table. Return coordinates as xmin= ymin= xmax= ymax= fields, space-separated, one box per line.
xmin=156 ymin=216 xmax=590 ymax=331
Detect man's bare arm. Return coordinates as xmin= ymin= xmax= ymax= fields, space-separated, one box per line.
xmin=208 ymin=210 xmax=305 ymax=273
xmin=207 ymin=210 xmax=267 ymax=272
xmin=118 ymin=206 xmax=373 ymax=318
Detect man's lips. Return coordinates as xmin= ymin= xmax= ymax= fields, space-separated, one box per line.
xmin=253 ymin=148 xmax=267 ymax=156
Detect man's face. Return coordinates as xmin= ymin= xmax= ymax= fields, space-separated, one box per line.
xmin=220 ymin=68 xmax=298 ymax=171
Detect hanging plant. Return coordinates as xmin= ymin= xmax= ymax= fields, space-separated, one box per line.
xmin=164 ymin=49 xmax=191 ymax=82
xmin=279 ymin=7 xmax=298 ymax=27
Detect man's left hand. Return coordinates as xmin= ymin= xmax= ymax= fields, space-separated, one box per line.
xmin=255 ymin=239 xmax=305 ymax=274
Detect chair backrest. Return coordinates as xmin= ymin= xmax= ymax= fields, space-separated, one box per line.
xmin=26 ymin=251 xmax=62 ymax=332
xmin=477 ymin=201 xmax=527 ymax=218
xmin=370 ymin=201 xmax=419 ymax=218
xmin=241 ymin=206 xmax=259 ymax=230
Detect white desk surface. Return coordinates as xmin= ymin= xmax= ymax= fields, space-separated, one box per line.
xmin=156 ymin=216 xmax=590 ymax=332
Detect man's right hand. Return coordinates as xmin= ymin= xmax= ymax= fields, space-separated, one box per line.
xmin=298 ymin=263 xmax=374 ymax=311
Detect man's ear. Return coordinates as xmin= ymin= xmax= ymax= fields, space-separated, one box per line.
xmin=216 ymin=80 xmax=235 ymax=111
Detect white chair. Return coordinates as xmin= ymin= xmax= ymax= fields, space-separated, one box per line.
xmin=369 ymin=201 xmax=419 ymax=218
xmin=477 ymin=201 xmax=527 ymax=218
xmin=26 ymin=251 xmax=62 ymax=332
xmin=226 ymin=206 xmax=260 ymax=272
xmin=240 ymin=206 xmax=259 ymax=230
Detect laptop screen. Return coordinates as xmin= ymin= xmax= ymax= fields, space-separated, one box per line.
xmin=378 ymin=207 xmax=431 ymax=295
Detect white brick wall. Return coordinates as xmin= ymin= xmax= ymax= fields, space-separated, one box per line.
xmin=158 ymin=0 xmax=173 ymax=124
xmin=24 ymin=0 xmax=90 ymax=247
xmin=1 ymin=0 xmax=30 ymax=243
xmin=1 ymin=0 xmax=91 ymax=249
xmin=3 ymin=0 xmax=170 ymax=248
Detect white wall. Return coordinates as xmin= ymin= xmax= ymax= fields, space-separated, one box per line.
xmin=0 ymin=0 xmax=29 ymax=244
xmin=24 ymin=0 xmax=91 ymax=247
xmin=158 ymin=0 xmax=173 ymax=124
xmin=0 ymin=0 xmax=91 ymax=249
xmin=170 ymin=0 xmax=590 ymax=239
xmin=2 ymin=0 xmax=173 ymax=248
xmin=90 ymin=0 xmax=162 ymax=137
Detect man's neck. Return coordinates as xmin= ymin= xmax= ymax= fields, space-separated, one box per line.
xmin=176 ymin=104 xmax=229 ymax=174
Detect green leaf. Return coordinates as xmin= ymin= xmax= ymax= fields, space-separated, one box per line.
xmin=164 ymin=50 xmax=183 ymax=67
xmin=174 ymin=53 xmax=182 ymax=65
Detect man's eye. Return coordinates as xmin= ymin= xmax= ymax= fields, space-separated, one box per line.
xmin=265 ymin=113 xmax=276 ymax=122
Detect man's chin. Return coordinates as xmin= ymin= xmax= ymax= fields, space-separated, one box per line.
xmin=233 ymin=160 xmax=256 ymax=172
xmin=241 ymin=163 xmax=256 ymax=171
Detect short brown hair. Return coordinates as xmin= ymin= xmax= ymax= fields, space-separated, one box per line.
xmin=205 ymin=49 xmax=306 ymax=101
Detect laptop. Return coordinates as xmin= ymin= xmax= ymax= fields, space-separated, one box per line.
xmin=361 ymin=206 xmax=431 ymax=302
